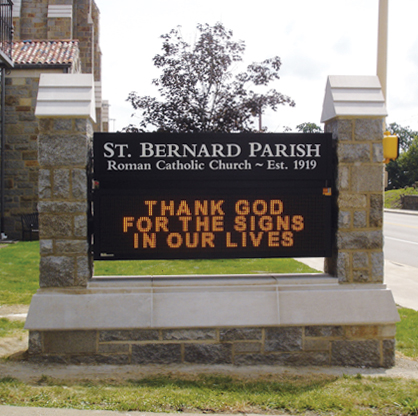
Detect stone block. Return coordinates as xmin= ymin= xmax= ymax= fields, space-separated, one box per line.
xmin=373 ymin=143 xmax=384 ymax=163
xmin=53 ymin=169 xmax=70 ymax=199
xmin=265 ymin=327 xmax=302 ymax=352
xmin=353 ymin=269 xmax=370 ymax=282
xmin=76 ymin=256 xmax=92 ymax=285
xmin=338 ymin=166 xmax=350 ymax=190
xmin=72 ymin=169 xmax=87 ymax=200
xmin=234 ymin=342 xmax=262 ymax=354
xmin=304 ymin=339 xmax=330 ymax=352
xmin=22 ymin=150 xmax=37 ymax=160
xmin=353 ymin=211 xmax=367 ymax=228
xmin=39 ymin=239 xmax=53 ymax=256
xmin=163 ymin=329 xmax=216 ymax=341
xmin=338 ymin=211 xmax=351 ymax=229
xmin=39 ymin=256 xmax=75 ymax=287
xmin=234 ymin=352 xmax=329 ymax=366
xmin=352 ymin=166 xmax=383 ymax=193
xmin=354 ymin=119 xmax=383 ymax=142
xmin=370 ymin=194 xmax=383 ymax=228
xmin=379 ymin=325 xmax=396 ymax=337
xmin=328 ymin=119 xmax=353 ymax=141
xmin=219 ymin=328 xmax=262 ymax=341
xmin=28 ymin=331 xmax=42 ymax=355
xmin=55 ymin=240 xmax=87 ymax=255
xmin=338 ymin=193 xmax=367 ymax=209
xmin=338 ymin=143 xmax=370 ymax=163
xmin=98 ymin=344 xmax=130 ymax=354
xmin=38 ymin=134 xmax=88 ymax=167
xmin=38 ymin=201 xmax=86 ymax=214
xmin=337 ymin=230 xmax=382 ymax=250
xmin=233 ymin=353 xmax=281 ymax=365
xmin=371 ymin=252 xmax=384 ymax=282
xmin=353 ymin=252 xmax=369 ymax=269
xmin=336 ymin=252 xmax=349 ymax=282
xmin=184 ymin=343 xmax=232 ymax=364
xmin=331 ymin=340 xmax=380 ymax=367
xmin=383 ymin=339 xmax=395 ymax=368
xmin=74 ymin=215 xmax=88 ymax=238
xmin=305 ymin=326 xmax=344 ymax=338
xmin=39 ymin=214 xmax=72 ymax=238
xmin=345 ymin=325 xmax=378 ymax=338
xmin=43 ymin=330 xmax=97 ymax=354
xmin=54 ymin=118 xmax=73 ymax=131
xmin=99 ymin=329 xmax=159 ymax=342
xmin=132 ymin=344 xmax=182 ymax=364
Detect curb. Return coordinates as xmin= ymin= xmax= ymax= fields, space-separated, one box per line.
xmin=384 ymin=208 xmax=418 ymax=216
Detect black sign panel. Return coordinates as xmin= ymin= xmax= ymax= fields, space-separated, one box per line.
xmin=93 ymin=132 xmax=333 ymax=187
xmin=92 ymin=133 xmax=333 ymax=260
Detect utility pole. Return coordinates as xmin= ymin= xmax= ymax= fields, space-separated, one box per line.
xmin=377 ymin=0 xmax=388 ymax=102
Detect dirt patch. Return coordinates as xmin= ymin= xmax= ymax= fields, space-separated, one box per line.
xmin=0 ymin=304 xmax=29 ymax=319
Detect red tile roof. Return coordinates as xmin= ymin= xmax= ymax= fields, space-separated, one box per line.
xmin=12 ymin=40 xmax=79 ymax=66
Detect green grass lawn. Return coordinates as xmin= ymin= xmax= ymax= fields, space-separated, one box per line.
xmin=0 ymin=242 xmax=40 ymax=305
xmin=396 ymin=307 xmax=418 ymax=359
xmin=0 ymin=373 xmax=418 ymax=415
xmin=0 ymin=318 xmax=25 ymax=338
xmin=94 ymin=256 xmax=318 ymax=276
xmin=2 ymin=242 xmax=418 ymax=415
xmin=0 ymin=241 xmax=318 ymax=306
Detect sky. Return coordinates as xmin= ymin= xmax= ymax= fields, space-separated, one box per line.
xmin=97 ymin=0 xmax=418 ymax=133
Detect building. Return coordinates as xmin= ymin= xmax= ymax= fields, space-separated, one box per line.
xmin=0 ymin=0 xmax=108 ymax=240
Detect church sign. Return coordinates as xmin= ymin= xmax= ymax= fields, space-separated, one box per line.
xmin=91 ymin=133 xmax=333 ymax=260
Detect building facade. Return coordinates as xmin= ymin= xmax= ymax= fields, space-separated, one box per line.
xmin=1 ymin=0 xmax=108 ymax=240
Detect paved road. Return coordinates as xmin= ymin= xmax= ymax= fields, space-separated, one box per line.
xmin=298 ymin=210 xmax=418 ymax=311
xmin=384 ymin=210 xmax=418 ymax=268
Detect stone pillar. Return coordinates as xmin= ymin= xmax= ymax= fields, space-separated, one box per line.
xmin=321 ymin=76 xmax=388 ymax=285
xmin=35 ymin=73 xmax=96 ymax=288
xmin=324 ymin=118 xmax=385 ymax=283
xmin=37 ymin=117 xmax=93 ymax=288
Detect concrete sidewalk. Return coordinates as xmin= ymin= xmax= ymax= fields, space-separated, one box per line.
xmin=298 ymin=257 xmax=418 ymax=311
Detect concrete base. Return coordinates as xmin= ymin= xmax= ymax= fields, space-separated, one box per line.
xmin=26 ymin=274 xmax=399 ymax=330
xmin=25 ymin=274 xmax=399 ymax=367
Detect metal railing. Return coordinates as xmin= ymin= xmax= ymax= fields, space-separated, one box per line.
xmin=0 ymin=0 xmax=13 ymax=67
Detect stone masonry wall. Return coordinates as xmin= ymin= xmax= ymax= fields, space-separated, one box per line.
xmin=3 ymin=74 xmax=41 ymax=239
xmin=20 ymin=0 xmax=49 ymax=40
xmin=48 ymin=17 xmax=72 ymax=39
xmin=28 ymin=324 xmax=396 ymax=368
xmin=402 ymin=195 xmax=418 ymax=211
xmin=37 ymin=117 xmax=93 ymax=287
xmin=324 ymin=118 xmax=385 ymax=284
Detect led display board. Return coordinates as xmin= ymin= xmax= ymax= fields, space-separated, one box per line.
xmin=92 ymin=133 xmax=334 ymax=260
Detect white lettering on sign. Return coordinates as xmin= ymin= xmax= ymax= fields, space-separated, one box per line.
xmin=248 ymin=142 xmax=321 ymax=158
xmin=139 ymin=142 xmax=241 ymax=158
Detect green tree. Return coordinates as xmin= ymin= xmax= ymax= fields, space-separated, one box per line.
xmin=388 ymin=122 xmax=417 ymax=152
xmin=125 ymin=23 xmax=295 ymax=133
xmin=386 ymin=123 xmax=418 ymax=189
xmin=296 ymin=122 xmax=323 ymax=133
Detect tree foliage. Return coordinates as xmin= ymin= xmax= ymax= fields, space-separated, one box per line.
xmin=386 ymin=123 xmax=418 ymax=190
xmin=296 ymin=122 xmax=323 ymax=133
xmin=125 ymin=23 xmax=295 ymax=133
xmin=388 ymin=122 xmax=417 ymax=152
